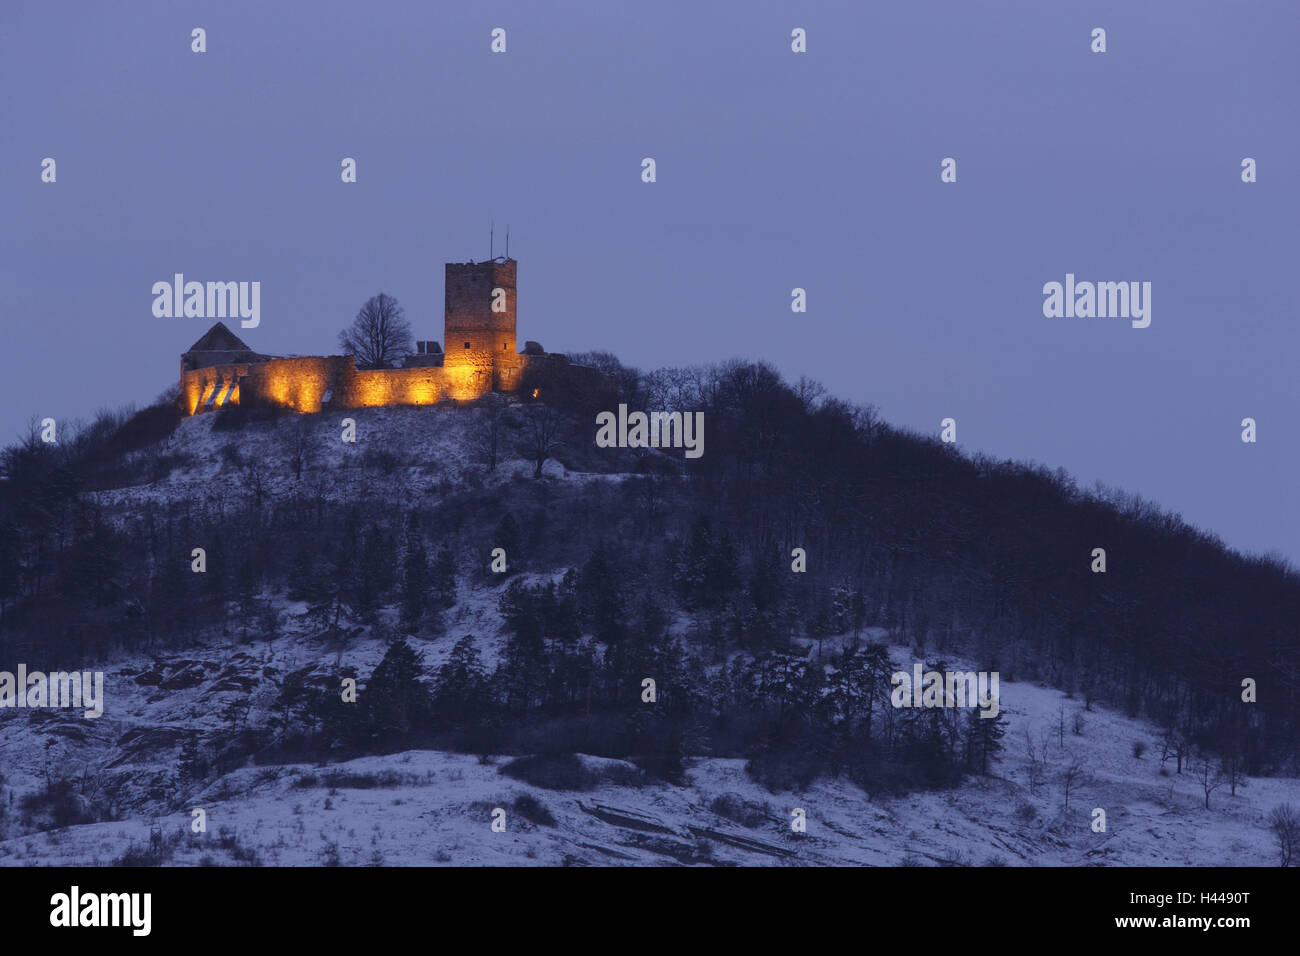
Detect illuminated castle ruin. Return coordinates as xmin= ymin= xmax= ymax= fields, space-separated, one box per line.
xmin=180 ymin=258 xmax=610 ymax=415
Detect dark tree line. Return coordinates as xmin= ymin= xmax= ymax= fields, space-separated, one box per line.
xmin=268 ymin=626 xmax=1007 ymax=795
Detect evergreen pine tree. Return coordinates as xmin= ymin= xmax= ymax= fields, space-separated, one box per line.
xmin=499 ymin=624 xmax=549 ymax=715
xmin=364 ymin=638 xmax=431 ymax=745
xmin=434 ymin=635 xmax=488 ymax=725
xmin=177 ymin=734 xmax=207 ymax=788
xmin=499 ymin=581 xmax=545 ymax=643
xmin=579 ymin=544 xmax=624 ymax=643
xmin=357 ymin=524 xmax=397 ymax=621
xmin=288 ymin=544 xmax=326 ymax=604
xmin=673 ymin=518 xmax=713 ymax=609
xmin=966 ymin=707 xmax=1008 ymax=774
xmin=400 ymin=539 xmax=428 ymax=630
xmin=706 ymin=527 xmax=740 ymax=609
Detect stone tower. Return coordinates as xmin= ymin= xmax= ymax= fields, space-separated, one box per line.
xmin=443 ymin=258 xmax=521 ymax=392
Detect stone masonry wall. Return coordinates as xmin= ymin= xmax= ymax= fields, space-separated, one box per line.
xmin=181 ymin=351 xmax=614 ymax=416
xmin=444 ymin=260 xmax=518 ymax=388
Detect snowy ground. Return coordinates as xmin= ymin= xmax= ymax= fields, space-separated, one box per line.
xmin=89 ymin=405 xmax=620 ymax=515
xmin=1 ymin=618 xmax=1292 ymax=867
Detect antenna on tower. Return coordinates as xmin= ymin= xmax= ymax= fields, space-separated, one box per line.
xmin=490 ymin=219 xmax=494 ymax=260
xmin=505 ymin=225 xmax=510 ymax=259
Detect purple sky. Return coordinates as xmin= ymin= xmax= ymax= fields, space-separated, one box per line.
xmin=2 ymin=0 xmax=1297 ymax=562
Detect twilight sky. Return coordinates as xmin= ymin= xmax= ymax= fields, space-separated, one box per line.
xmin=2 ymin=0 xmax=1297 ymax=561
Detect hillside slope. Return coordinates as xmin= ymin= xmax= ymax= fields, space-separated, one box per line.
xmin=1 ymin=623 xmax=1291 ymax=866
xmin=1 ymin=400 xmax=1296 ymax=867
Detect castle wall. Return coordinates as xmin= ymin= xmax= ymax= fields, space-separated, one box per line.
xmin=180 ymin=363 xmax=252 ymax=415
xmin=339 ymin=367 xmax=464 ymax=406
xmin=182 ymin=353 xmax=612 ymax=416
xmin=192 ymin=355 xmax=613 ymax=414
xmin=182 ymin=355 xmax=516 ymax=415
xmin=242 ymin=356 xmax=354 ymax=413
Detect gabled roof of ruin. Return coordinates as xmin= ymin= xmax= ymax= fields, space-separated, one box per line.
xmin=185 ymin=321 xmax=254 ymax=354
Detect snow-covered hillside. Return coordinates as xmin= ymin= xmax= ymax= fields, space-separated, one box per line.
xmin=89 ymin=404 xmax=603 ymax=513
xmin=2 ymin=405 xmax=1295 ymax=867
xmin=1 ymin=619 xmax=1292 ymax=866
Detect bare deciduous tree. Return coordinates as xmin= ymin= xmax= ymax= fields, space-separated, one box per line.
xmin=1196 ymin=751 xmax=1225 ymax=809
xmin=1160 ymin=727 xmax=1190 ymax=774
xmin=338 ymin=293 xmax=412 ymax=369
xmin=478 ymin=406 xmax=507 ymax=473
xmin=1222 ymin=751 xmax=1247 ymax=797
xmin=1082 ymin=674 xmax=1098 ymax=712
xmin=1268 ymin=804 xmax=1299 ymax=867
xmin=1062 ymin=758 xmax=1083 ymax=810
xmin=1024 ymin=727 xmax=1047 ymax=794
xmin=794 ymin=375 xmax=827 ymax=411
xmin=288 ymin=417 xmax=314 ymax=480
xmin=521 ymin=405 xmax=563 ymax=479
